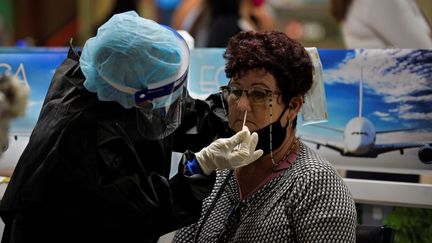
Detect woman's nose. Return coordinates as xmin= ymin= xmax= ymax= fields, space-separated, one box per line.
xmin=236 ymin=92 xmax=251 ymax=112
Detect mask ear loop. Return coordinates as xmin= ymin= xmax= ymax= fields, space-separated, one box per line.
xmin=269 ymin=96 xmax=293 ymax=166
xmin=269 ymin=96 xmax=276 ymax=165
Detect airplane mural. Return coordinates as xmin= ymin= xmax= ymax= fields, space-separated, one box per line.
xmin=302 ymin=67 xmax=432 ymax=164
xmin=296 ymin=49 xmax=432 ymax=173
xmin=1 ymin=48 xmax=431 ymax=175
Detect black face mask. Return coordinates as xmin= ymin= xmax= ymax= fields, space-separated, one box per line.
xmin=254 ymin=108 xmax=289 ymax=155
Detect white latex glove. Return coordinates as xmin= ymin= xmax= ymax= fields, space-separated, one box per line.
xmin=195 ymin=126 xmax=264 ymax=175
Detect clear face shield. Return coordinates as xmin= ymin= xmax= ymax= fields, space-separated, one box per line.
xmin=133 ymin=24 xmax=190 ymax=140
xmin=134 ymin=71 xmax=188 ymax=140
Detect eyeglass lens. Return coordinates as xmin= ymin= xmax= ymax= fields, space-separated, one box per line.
xmin=223 ymin=86 xmax=271 ymax=104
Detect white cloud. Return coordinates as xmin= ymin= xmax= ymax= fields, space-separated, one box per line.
xmin=386 ymin=104 xmax=432 ymax=121
xmin=373 ymin=111 xmax=396 ymax=122
xmin=399 ymin=112 xmax=432 ymax=120
xmin=27 ymin=100 xmax=43 ymax=108
xmin=384 ymin=94 xmax=432 ymax=103
xmin=380 ymin=116 xmax=396 ymax=122
xmin=382 ymin=104 xmax=432 ymax=121
xmin=373 ymin=111 xmax=390 ymax=117
xmin=398 ymin=104 xmax=414 ymax=113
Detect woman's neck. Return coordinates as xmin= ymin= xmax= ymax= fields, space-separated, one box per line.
xmin=234 ymin=129 xmax=297 ymax=198
xmin=245 ymin=131 xmax=296 ymax=170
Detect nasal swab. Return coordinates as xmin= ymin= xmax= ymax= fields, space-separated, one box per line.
xmin=235 ymin=110 xmax=248 ymax=150
xmin=242 ymin=110 xmax=248 ymax=128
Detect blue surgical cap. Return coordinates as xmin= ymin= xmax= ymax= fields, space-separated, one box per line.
xmin=80 ymin=11 xmax=188 ymax=109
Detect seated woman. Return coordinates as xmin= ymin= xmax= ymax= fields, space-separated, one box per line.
xmin=173 ymin=30 xmax=357 ymax=242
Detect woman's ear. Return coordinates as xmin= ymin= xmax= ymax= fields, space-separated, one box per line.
xmin=281 ymin=96 xmax=303 ymax=128
xmin=287 ymin=96 xmax=303 ymax=119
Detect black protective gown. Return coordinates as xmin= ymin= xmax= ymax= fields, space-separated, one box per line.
xmin=0 ymin=47 xmax=231 ymax=243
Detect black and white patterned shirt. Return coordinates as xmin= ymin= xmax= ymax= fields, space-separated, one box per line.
xmin=173 ymin=142 xmax=357 ymax=242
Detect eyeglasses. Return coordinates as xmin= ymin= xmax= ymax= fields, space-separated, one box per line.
xmin=217 ymin=202 xmax=242 ymax=243
xmin=220 ymin=85 xmax=282 ymax=105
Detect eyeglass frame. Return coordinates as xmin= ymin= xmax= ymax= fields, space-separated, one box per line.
xmin=220 ymin=85 xmax=283 ymax=105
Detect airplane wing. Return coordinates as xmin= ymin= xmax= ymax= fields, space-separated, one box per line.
xmin=371 ymin=141 xmax=432 ymax=155
xmin=301 ymin=137 xmax=346 ymax=154
xmin=375 ymin=128 xmax=418 ymax=134
xmin=309 ymin=124 xmax=344 ymax=133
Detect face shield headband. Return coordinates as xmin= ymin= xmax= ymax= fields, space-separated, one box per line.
xmin=101 ymin=70 xmax=188 ymax=141
xmin=100 ymin=70 xmax=188 ymax=108
xmin=134 ymin=70 xmax=188 ymax=106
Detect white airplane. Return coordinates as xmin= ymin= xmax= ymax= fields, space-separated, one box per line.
xmin=302 ymin=68 xmax=432 ymax=164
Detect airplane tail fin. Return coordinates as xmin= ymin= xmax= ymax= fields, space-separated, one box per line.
xmin=359 ymin=66 xmax=363 ymax=118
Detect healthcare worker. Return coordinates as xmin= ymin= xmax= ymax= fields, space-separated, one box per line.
xmin=0 ymin=11 xmax=262 ymax=243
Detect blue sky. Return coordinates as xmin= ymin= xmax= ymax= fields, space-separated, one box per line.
xmin=315 ymin=49 xmax=432 ymax=131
